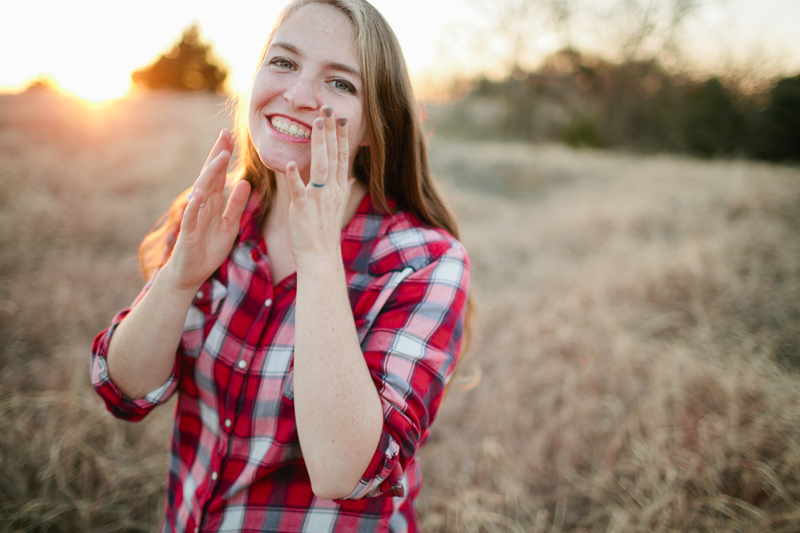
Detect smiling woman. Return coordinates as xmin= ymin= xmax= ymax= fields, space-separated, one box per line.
xmin=89 ymin=1 xmax=472 ymax=532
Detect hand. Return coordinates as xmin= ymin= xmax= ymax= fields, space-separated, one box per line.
xmin=283 ymin=106 xmax=354 ymax=271
xmin=163 ymin=129 xmax=251 ymax=292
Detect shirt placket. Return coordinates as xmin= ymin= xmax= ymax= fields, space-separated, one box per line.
xmin=225 ymin=244 xmax=276 ymax=441
xmin=198 ymin=242 xmax=277 ymax=530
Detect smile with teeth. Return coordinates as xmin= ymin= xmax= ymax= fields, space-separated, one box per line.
xmin=270 ymin=116 xmax=311 ymax=138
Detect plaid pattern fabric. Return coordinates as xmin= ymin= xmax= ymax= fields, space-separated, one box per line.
xmin=91 ymin=192 xmax=470 ymax=533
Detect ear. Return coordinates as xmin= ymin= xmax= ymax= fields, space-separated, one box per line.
xmin=358 ymin=132 xmax=370 ymax=147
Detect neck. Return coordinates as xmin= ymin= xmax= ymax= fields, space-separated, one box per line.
xmin=265 ymin=171 xmax=293 ymax=232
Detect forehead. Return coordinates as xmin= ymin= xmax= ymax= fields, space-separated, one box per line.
xmin=272 ymin=3 xmax=359 ymax=68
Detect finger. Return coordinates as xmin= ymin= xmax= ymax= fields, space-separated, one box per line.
xmin=309 ymin=118 xmax=328 ymax=188
xmin=285 ymin=161 xmax=307 ymax=201
xmin=336 ymin=117 xmax=350 ymax=186
xmin=202 ymin=129 xmax=230 ymax=170
xmin=340 ymin=178 xmax=357 ymax=227
xmin=323 ymin=106 xmax=337 ymax=179
xmin=221 ymin=180 xmax=251 ymax=233
xmin=189 ymin=129 xmax=230 ymax=198
xmin=182 ymin=187 xmax=205 ymax=235
xmin=193 ymin=150 xmax=230 ymax=202
xmin=208 ymin=146 xmax=232 ymax=197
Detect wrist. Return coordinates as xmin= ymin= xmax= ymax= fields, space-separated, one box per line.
xmin=295 ymin=251 xmax=345 ymax=280
xmin=158 ymin=260 xmax=205 ymax=298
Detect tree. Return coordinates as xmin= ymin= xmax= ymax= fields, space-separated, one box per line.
xmin=750 ymin=74 xmax=800 ymax=161
xmin=131 ymin=24 xmax=228 ymax=93
xmin=684 ymin=77 xmax=743 ymax=157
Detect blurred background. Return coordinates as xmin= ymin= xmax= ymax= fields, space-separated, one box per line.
xmin=1 ymin=0 xmax=800 ymax=531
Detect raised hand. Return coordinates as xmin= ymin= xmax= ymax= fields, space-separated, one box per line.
xmin=163 ymin=129 xmax=251 ymax=292
xmin=282 ymin=105 xmax=354 ymax=271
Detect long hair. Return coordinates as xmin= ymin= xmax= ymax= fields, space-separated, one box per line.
xmin=139 ymin=0 xmax=475 ymax=373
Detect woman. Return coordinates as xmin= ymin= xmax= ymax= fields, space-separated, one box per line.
xmin=91 ymin=1 xmax=470 ymax=531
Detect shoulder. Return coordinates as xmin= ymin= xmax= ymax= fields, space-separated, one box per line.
xmin=367 ymin=209 xmax=468 ymax=276
xmin=342 ymin=194 xmax=468 ymax=277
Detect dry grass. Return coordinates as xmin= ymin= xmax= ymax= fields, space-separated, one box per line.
xmin=1 ymin=92 xmax=799 ymax=532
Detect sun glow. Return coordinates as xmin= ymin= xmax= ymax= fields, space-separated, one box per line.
xmin=63 ymin=81 xmax=131 ymax=104
xmin=42 ymin=67 xmax=134 ymax=103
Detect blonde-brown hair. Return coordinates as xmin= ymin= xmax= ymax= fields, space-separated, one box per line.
xmin=140 ymin=0 xmax=474 ymax=368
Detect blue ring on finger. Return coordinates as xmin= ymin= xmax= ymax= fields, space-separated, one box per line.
xmin=311 ymin=182 xmax=326 ymax=188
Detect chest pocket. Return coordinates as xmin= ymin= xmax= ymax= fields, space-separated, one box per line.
xmin=181 ymin=278 xmax=228 ymax=358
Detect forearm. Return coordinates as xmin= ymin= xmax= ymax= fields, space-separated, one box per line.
xmin=106 ymin=263 xmax=198 ymax=399
xmin=293 ymin=256 xmax=384 ymax=500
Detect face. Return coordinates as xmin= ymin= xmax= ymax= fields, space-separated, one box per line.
xmin=248 ymin=3 xmax=369 ymax=180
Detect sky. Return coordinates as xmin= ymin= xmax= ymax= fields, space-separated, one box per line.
xmin=1 ymin=0 xmax=799 ymax=102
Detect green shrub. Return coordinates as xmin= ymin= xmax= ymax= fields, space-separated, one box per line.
xmin=562 ymin=115 xmax=604 ymax=148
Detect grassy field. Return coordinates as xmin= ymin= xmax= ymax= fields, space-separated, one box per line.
xmin=1 ymin=92 xmax=799 ymax=532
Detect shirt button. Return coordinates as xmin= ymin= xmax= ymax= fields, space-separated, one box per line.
xmin=237 ymin=359 xmax=247 ymax=369
xmin=264 ymin=298 xmax=273 ymax=307
xmin=211 ymin=471 xmax=218 ymax=481
xmin=224 ymin=418 xmax=232 ymax=428
xmin=194 ymin=528 xmax=199 ymax=533
xmin=196 ymin=290 xmax=203 ymax=299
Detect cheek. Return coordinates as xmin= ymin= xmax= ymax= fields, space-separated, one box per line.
xmin=350 ymin=110 xmax=369 ymax=148
xmin=247 ymin=76 xmax=273 ymax=122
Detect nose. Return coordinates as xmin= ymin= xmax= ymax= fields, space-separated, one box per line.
xmin=283 ymin=73 xmax=319 ymax=111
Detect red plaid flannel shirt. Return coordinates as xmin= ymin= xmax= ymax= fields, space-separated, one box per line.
xmin=91 ymin=192 xmax=470 ymax=533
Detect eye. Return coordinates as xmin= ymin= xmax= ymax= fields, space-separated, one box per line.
xmin=268 ymin=57 xmax=293 ymax=69
xmin=332 ymin=78 xmax=356 ymax=94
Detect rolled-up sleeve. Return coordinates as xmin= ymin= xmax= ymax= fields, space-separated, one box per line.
xmin=340 ymin=242 xmax=470 ymax=500
xmin=90 ymin=271 xmax=181 ymax=422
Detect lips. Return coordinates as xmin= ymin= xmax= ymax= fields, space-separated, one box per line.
xmin=269 ymin=115 xmax=311 ymax=139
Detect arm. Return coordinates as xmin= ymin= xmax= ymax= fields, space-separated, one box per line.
xmin=294 ymin=240 xmax=470 ymax=501
xmin=104 ymin=265 xmax=200 ymax=398
xmin=102 ymin=129 xmax=251 ymax=400
xmin=294 ymin=257 xmax=385 ymax=500
xmin=282 ymin=109 xmax=470 ymax=500
xmin=283 ymin=110 xmax=384 ymax=499
xmin=339 ymin=243 xmax=470 ymax=500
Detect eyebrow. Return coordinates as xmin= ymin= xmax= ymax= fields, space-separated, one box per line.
xmin=270 ymin=42 xmax=361 ymax=77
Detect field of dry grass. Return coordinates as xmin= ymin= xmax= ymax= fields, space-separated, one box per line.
xmin=1 ymin=92 xmax=799 ymax=532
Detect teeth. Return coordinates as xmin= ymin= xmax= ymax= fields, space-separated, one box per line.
xmin=270 ymin=116 xmax=310 ymax=138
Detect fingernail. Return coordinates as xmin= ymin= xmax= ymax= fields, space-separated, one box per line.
xmin=315 ymin=118 xmax=324 ymax=129
xmin=323 ymin=106 xmax=333 ymax=118
xmin=338 ymin=117 xmax=348 ymax=127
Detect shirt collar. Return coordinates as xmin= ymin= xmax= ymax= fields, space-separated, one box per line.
xmin=237 ymin=188 xmax=402 ymax=274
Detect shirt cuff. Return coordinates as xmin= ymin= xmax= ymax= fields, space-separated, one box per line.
xmin=90 ymin=317 xmax=179 ymax=422
xmin=336 ymin=407 xmax=407 ymax=500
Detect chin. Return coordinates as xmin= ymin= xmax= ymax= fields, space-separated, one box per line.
xmin=252 ymin=140 xmax=309 ymax=175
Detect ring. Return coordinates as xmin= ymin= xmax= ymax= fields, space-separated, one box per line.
xmin=311 ymin=182 xmax=326 ymax=188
